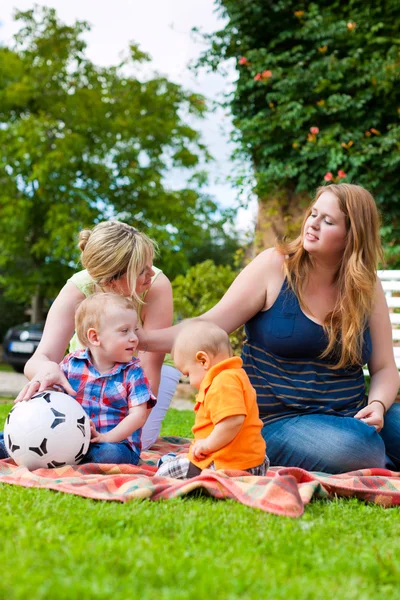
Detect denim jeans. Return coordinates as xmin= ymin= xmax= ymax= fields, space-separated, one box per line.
xmin=0 ymin=432 xmax=139 ymax=466
xmin=0 ymin=432 xmax=7 ymax=459
xmin=262 ymin=402 xmax=400 ymax=474
xmin=79 ymin=441 xmax=139 ymax=465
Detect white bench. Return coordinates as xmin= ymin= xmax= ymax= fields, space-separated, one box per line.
xmin=363 ymin=270 xmax=400 ymax=376
xmin=378 ymin=270 xmax=400 ymax=371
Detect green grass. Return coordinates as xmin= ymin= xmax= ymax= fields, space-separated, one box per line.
xmin=0 ymin=403 xmax=399 ymax=600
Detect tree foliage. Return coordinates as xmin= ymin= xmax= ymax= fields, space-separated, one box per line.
xmin=0 ymin=6 xmax=238 ymax=318
xmin=199 ymin=0 xmax=400 ymax=262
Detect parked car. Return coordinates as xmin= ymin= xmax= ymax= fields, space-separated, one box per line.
xmin=2 ymin=322 xmax=44 ymax=372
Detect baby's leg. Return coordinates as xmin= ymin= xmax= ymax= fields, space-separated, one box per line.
xmin=156 ymin=455 xmax=201 ymax=479
xmin=245 ymin=455 xmax=270 ymax=476
xmin=81 ymin=441 xmax=140 ymax=465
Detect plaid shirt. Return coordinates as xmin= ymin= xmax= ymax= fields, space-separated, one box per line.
xmin=60 ymin=349 xmax=156 ymax=454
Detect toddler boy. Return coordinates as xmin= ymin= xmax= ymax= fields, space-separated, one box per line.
xmin=60 ymin=293 xmax=155 ymax=465
xmin=156 ymin=320 xmax=268 ymax=478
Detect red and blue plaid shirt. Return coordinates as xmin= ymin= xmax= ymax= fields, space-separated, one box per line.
xmin=60 ymin=349 xmax=156 ymax=454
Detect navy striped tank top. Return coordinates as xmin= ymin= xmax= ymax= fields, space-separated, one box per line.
xmin=242 ymin=279 xmax=371 ymax=425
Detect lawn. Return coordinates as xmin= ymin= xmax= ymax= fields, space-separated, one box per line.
xmin=0 ymin=402 xmax=399 ymax=600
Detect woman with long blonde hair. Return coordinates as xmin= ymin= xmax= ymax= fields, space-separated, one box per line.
xmin=141 ymin=183 xmax=400 ymax=473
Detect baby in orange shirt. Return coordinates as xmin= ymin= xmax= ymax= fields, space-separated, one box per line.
xmin=156 ymin=320 xmax=269 ymax=479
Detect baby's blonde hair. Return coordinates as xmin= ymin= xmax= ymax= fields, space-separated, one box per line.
xmin=172 ymin=319 xmax=232 ymax=361
xmin=75 ymin=293 xmax=137 ymax=347
xmin=78 ymin=221 xmax=156 ymax=307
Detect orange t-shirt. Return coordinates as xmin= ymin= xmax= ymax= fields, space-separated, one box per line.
xmin=188 ymin=356 xmax=266 ymax=470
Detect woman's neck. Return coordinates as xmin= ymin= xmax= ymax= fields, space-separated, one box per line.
xmin=308 ymin=257 xmax=341 ymax=287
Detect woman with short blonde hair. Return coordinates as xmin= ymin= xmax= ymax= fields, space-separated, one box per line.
xmin=18 ymin=220 xmax=181 ymax=450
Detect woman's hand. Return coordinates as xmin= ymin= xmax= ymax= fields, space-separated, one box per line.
xmin=354 ymin=402 xmax=385 ymax=432
xmin=14 ymin=362 xmax=76 ymax=403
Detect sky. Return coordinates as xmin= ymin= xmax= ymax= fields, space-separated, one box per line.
xmin=0 ymin=0 xmax=257 ymax=232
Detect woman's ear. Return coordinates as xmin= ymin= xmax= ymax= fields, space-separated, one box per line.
xmin=195 ymin=350 xmax=211 ymax=370
xmin=87 ymin=328 xmax=100 ymax=346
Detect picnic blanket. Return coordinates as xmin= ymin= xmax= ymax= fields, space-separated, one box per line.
xmin=0 ymin=436 xmax=399 ymax=517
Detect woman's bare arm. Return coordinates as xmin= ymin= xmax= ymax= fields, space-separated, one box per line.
xmin=138 ymin=248 xmax=282 ymax=353
xmin=355 ymin=279 xmax=400 ymax=429
xmin=17 ymin=282 xmax=85 ymax=400
xmin=138 ymin=273 xmax=173 ymax=396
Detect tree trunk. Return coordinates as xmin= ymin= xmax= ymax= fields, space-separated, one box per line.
xmin=254 ymin=187 xmax=311 ymax=253
xmin=30 ymin=289 xmax=44 ymax=323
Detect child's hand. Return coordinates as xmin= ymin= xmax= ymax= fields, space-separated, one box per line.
xmin=90 ymin=420 xmax=106 ymax=443
xmin=192 ymin=439 xmax=211 ymax=461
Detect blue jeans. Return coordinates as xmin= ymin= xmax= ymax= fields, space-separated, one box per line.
xmin=79 ymin=441 xmax=139 ymax=465
xmin=0 ymin=433 xmax=139 ymax=466
xmin=262 ymin=403 xmax=400 ymax=474
xmin=0 ymin=432 xmax=7 ymax=459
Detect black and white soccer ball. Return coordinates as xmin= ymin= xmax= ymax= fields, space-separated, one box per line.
xmin=4 ymin=390 xmax=90 ymax=470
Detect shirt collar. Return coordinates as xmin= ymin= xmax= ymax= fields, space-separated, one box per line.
xmin=196 ymin=356 xmax=243 ymax=402
xmin=74 ymin=348 xmax=139 ymax=376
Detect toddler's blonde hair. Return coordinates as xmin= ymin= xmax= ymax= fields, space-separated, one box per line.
xmin=75 ymin=293 xmax=137 ymax=347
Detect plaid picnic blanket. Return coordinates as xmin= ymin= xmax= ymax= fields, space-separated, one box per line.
xmin=0 ymin=436 xmax=399 ymax=517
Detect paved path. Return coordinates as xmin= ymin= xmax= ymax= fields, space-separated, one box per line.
xmin=0 ymin=371 xmax=195 ymax=410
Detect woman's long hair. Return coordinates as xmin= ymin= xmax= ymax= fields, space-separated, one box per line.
xmin=276 ymin=183 xmax=383 ymax=369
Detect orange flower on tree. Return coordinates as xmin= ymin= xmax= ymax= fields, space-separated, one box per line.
xmin=254 ymin=70 xmax=272 ymax=82
xmin=239 ymin=56 xmax=249 ymax=66
xmin=337 ymin=170 xmax=347 ymax=179
xmin=294 ymin=10 xmax=305 ymax=18
xmin=324 ymin=172 xmax=334 ymax=181
xmin=310 ymin=126 xmax=319 ymax=135
xmin=318 ymin=46 xmax=328 ymax=53
xmin=347 ymin=22 xmax=356 ymax=30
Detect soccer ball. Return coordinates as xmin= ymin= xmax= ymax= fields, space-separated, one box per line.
xmin=4 ymin=390 xmax=91 ymax=470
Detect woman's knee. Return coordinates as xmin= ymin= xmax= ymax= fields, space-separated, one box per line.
xmin=380 ymin=402 xmax=400 ymax=468
xmin=326 ymin=423 xmax=386 ymax=472
xmin=263 ymin=416 xmax=387 ymax=473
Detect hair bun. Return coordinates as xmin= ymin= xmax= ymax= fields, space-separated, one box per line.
xmin=78 ymin=229 xmax=91 ymax=252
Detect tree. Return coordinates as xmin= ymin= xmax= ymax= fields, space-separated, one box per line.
xmin=199 ymin=0 xmax=400 ymax=259
xmin=0 ymin=7 xmax=238 ymax=322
